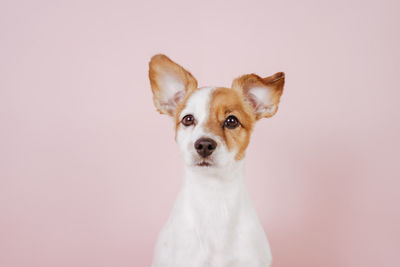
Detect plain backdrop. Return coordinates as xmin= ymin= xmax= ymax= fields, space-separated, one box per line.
xmin=1 ymin=0 xmax=399 ymax=266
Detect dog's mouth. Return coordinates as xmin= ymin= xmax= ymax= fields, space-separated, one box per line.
xmin=196 ymin=160 xmax=213 ymax=167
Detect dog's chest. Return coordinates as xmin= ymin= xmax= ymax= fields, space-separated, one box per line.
xmin=152 ymin=184 xmax=272 ymax=267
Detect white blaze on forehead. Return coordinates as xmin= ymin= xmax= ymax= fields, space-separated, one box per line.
xmin=176 ymin=87 xmax=216 ymax=166
xmin=179 ymin=87 xmax=215 ymax=124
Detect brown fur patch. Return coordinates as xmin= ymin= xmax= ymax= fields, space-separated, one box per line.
xmin=206 ymin=87 xmax=256 ymax=160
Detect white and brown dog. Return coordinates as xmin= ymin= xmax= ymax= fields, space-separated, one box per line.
xmin=149 ymin=54 xmax=284 ymax=267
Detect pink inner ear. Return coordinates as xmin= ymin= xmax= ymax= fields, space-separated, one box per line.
xmin=163 ymin=90 xmax=186 ymax=115
xmin=247 ymin=92 xmax=264 ymax=114
xmin=173 ymin=90 xmax=185 ymax=104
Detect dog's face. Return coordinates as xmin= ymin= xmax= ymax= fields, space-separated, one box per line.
xmin=149 ymin=54 xmax=284 ymax=169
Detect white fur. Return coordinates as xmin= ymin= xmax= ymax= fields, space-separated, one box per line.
xmin=152 ymin=87 xmax=272 ymax=267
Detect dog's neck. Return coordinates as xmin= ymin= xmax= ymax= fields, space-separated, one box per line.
xmin=183 ymin=160 xmax=245 ymax=191
xmin=176 ymin=160 xmax=250 ymax=224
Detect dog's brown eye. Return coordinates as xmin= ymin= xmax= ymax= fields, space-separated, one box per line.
xmin=181 ymin=114 xmax=195 ymax=126
xmin=224 ymin=115 xmax=240 ymax=129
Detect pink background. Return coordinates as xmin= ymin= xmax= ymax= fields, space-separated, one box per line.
xmin=1 ymin=0 xmax=399 ymax=266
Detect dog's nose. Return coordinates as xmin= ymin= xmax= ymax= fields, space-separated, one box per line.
xmin=194 ymin=138 xmax=217 ymax=158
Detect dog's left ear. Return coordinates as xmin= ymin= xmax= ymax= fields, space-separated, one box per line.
xmin=232 ymin=72 xmax=285 ymax=119
xmin=149 ymin=54 xmax=198 ymax=116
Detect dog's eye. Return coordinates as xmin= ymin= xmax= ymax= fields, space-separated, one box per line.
xmin=181 ymin=114 xmax=195 ymax=126
xmin=224 ymin=115 xmax=240 ymax=129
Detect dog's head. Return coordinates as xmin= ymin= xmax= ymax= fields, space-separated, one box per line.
xmin=149 ymin=54 xmax=284 ymax=170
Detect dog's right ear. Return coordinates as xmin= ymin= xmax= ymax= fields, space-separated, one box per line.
xmin=232 ymin=72 xmax=284 ymax=120
xmin=149 ymin=54 xmax=198 ymax=116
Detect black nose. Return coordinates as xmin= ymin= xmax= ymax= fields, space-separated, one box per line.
xmin=194 ymin=138 xmax=217 ymax=158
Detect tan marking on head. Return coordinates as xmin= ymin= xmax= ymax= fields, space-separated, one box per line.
xmin=206 ymin=87 xmax=256 ymax=160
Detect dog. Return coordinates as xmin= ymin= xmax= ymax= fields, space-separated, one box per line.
xmin=148 ymin=54 xmax=284 ymax=267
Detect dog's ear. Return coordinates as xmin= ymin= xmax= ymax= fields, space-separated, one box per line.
xmin=232 ymin=72 xmax=284 ymax=119
xmin=149 ymin=54 xmax=198 ymax=116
